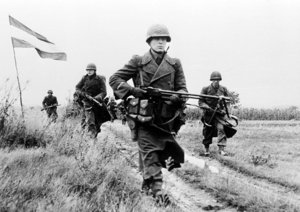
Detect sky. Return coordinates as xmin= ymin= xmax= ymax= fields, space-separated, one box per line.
xmin=1 ymin=0 xmax=300 ymax=108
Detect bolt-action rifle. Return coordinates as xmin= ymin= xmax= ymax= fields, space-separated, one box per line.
xmin=140 ymin=86 xmax=230 ymax=102
xmin=82 ymin=93 xmax=103 ymax=107
xmin=41 ymin=104 xmax=60 ymax=111
xmin=78 ymin=92 xmax=112 ymax=123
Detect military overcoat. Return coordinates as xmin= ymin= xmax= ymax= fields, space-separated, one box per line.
xmin=109 ymin=51 xmax=188 ymax=176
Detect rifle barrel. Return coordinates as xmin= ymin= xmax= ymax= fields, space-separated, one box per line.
xmin=158 ymin=89 xmax=231 ymax=101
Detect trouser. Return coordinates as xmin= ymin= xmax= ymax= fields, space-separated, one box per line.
xmin=202 ymin=121 xmax=227 ymax=148
xmin=82 ymin=107 xmax=101 ymax=137
xmin=47 ymin=108 xmax=58 ymax=122
xmin=137 ymin=126 xmax=184 ymax=193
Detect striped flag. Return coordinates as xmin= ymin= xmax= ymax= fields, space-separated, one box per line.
xmin=9 ymin=15 xmax=67 ymax=61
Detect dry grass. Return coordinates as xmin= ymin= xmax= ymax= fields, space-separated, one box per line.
xmin=179 ymin=120 xmax=300 ymax=189
xmin=0 ymin=108 xmax=181 ymax=212
xmin=176 ymin=120 xmax=300 ymax=211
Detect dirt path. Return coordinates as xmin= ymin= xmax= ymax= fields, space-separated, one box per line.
xmin=186 ymin=150 xmax=300 ymax=203
xmin=102 ymin=122 xmax=300 ymax=211
xmin=102 ymin=123 xmax=237 ymax=212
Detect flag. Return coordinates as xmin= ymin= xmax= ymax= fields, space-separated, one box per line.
xmin=9 ymin=15 xmax=67 ymax=61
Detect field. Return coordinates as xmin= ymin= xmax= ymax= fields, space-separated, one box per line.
xmin=0 ymin=108 xmax=300 ymax=211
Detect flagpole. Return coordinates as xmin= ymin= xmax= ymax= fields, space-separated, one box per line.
xmin=11 ymin=37 xmax=24 ymax=118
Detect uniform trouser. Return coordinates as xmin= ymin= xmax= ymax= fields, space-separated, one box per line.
xmin=137 ymin=126 xmax=184 ymax=193
xmin=202 ymin=121 xmax=227 ymax=148
xmin=82 ymin=107 xmax=101 ymax=137
xmin=47 ymin=108 xmax=57 ymax=121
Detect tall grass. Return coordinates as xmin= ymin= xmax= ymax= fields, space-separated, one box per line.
xmin=185 ymin=106 xmax=300 ymax=120
xmin=0 ymin=102 xmax=178 ymax=211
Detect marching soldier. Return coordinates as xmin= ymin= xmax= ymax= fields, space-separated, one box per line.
xmin=198 ymin=71 xmax=230 ymax=156
xmin=42 ymin=90 xmax=58 ymax=122
xmin=109 ymin=24 xmax=187 ymax=205
xmin=75 ymin=63 xmax=109 ymax=138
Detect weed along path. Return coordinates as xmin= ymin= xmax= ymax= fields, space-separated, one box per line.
xmin=102 ymin=121 xmax=300 ymax=211
xmin=102 ymin=122 xmax=237 ymax=212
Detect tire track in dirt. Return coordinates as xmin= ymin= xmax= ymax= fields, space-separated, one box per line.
xmin=102 ymin=123 xmax=237 ymax=212
xmin=185 ymin=150 xmax=300 ymax=207
xmin=211 ymin=154 xmax=300 ymax=192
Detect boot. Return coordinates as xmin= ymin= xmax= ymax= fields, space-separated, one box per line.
xmin=204 ymin=146 xmax=210 ymax=156
xmin=141 ymin=178 xmax=151 ymax=195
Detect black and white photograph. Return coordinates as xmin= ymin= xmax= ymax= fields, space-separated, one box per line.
xmin=0 ymin=0 xmax=300 ymax=211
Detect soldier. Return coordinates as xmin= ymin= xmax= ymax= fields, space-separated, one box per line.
xmin=75 ymin=63 xmax=108 ymax=138
xmin=109 ymin=24 xmax=187 ymax=205
xmin=42 ymin=90 xmax=58 ymax=122
xmin=198 ymin=71 xmax=230 ymax=156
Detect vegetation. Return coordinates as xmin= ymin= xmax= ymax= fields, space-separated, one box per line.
xmin=1 ymin=85 xmax=299 ymax=211
xmin=185 ymin=105 xmax=300 ymax=120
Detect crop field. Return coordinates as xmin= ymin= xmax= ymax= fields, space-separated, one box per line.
xmin=0 ymin=108 xmax=300 ymax=212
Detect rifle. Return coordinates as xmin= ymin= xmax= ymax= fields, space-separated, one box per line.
xmin=41 ymin=104 xmax=60 ymax=111
xmin=82 ymin=93 xmax=103 ymax=107
xmin=141 ymin=87 xmax=231 ymax=101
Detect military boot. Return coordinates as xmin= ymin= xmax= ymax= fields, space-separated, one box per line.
xmin=141 ymin=178 xmax=152 ymax=195
xmin=204 ymin=146 xmax=210 ymax=157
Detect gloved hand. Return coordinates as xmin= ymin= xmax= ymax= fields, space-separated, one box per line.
xmin=94 ymin=94 xmax=103 ymax=102
xmin=131 ymin=87 xmax=146 ymax=98
xmin=169 ymin=94 xmax=181 ymax=104
xmin=75 ymin=90 xmax=84 ymax=97
xmin=218 ymin=109 xmax=226 ymax=116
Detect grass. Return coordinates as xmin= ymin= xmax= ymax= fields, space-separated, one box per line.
xmin=0 ymin=107 xmax=181 ymax=212
xmin=179 ymin=120 xmax=300 ymax=191
xmin=176 ymin=120 xmax=300 ymax=211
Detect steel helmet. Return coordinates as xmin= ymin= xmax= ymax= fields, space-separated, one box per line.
xmin=146 ymin=24 xmax=171 ymax=43
xmin=47 ymin=90 xmax=53 ymax=94
xmin=210 ymin=71 xmax=222 ymax=81
xmin=86 ymin=63 xmax=97 ymax=71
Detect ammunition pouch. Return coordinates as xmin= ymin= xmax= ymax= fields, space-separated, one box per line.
xmin=125 ymin=98 xmax=154 ymax=141
xmin=126 ymin=98 xmax=153 ymax=124
xmin=125 ymin=97 xmax=186 ymax=136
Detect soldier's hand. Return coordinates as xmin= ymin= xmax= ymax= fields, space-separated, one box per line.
xmin=75 ymin=90 xmax=84 ymax=97
xmin=131 ymin=87 xmax=147 ymax=98
xmin=218 ymin=109 xmax=226 ymax=116
xmin=170 ymin=94 xmax=181 ymax=104
xmin=94 ymin=95 xmax=102 ymax=102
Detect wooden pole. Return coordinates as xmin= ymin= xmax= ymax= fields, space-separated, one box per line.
xmin=11 ymin=37 xmax=24 ymax=118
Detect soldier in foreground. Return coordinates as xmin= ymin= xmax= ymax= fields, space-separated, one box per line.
xmin=109 ymin=24 xmax=187 ymax=205
xmin=198 ymin=71 xmax=231 ymax=156
xmin=75 ymin=63 xmax=109 ymax=138
xmin=42 ymin=90 xmax=58 ymax=122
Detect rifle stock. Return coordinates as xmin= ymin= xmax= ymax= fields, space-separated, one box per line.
xmin=41 ymin=104 xmax=60 ymax=111
xmin=83 ymin=93 xmax=103 ymax=107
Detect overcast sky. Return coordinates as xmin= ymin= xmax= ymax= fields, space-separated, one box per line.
xmin=1 ymin=0 xmax=300 ymax=108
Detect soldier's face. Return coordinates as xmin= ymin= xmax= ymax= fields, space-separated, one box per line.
xmin=212 ymin=80 xmax=220 ymax=88
xmin=149 ymin=37 xmax=167 ymax=52
xmin=86 ymin=69 xmax=95 ymax=76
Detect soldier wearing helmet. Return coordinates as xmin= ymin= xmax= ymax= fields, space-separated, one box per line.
xmin=109 ymin=24 xmax=187 ymax=205
xmin=75 ymin=63 xmax=108 ymax=138
xmin=42 ymin=90 xmax=58 ymax=122
xmin=198 ymin=71 xmax=230 ymax=156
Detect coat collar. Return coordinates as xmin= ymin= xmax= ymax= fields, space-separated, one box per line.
xmin=141 ymin=50 xmax=176 ymax=66
xmin=140 ymin=51 xmax=176 ymax=84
